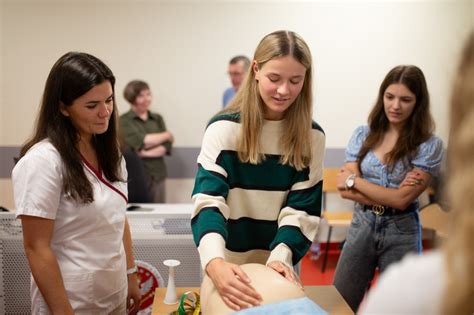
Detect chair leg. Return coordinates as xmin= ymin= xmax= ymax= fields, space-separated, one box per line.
xmin=321 ymin=225 xmax=333 ymax=273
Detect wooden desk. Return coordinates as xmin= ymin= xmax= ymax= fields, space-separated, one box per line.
xmin=152 ymin=285 xmax=353 ymax=315
xmin=420 ymin=203 xmax=450 ymax=239
xmin=305 ymin=286 xmax=353 ymax=315
xmin=152 ymin=287 xmax=197 ymax=315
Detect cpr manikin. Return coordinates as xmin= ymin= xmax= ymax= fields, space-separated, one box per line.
xmin=200 ymin=263 xmax=305 ymax=315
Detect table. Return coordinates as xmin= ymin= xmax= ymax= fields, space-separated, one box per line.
xmin=152 ymin=286 xmax=353 ymax=315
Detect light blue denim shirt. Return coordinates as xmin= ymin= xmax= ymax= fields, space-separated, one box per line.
xmin=345 ymin=125 xmax=444 ymax=190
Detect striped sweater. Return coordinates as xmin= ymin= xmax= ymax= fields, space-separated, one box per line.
xmin=191 ymin=113 xmax=325 ymax=270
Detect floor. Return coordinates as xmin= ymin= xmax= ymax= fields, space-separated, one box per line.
xmin=300 ymin=242 xmax=382 ymax=287
xmin=300 ymin=243 xmax=340 ymax=286
xmin=300 ymin=240 xmax=434 ymax=286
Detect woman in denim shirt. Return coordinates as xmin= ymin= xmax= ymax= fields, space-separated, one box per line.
xmin=333 ymin=65 xmax=444 ymax=312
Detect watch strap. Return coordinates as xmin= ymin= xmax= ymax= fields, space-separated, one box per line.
xmin=127 ymin=265 xmax=138 ymax=275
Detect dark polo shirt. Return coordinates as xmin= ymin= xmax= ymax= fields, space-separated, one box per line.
xmin=119 ymin=110 xmax=171 ymax=183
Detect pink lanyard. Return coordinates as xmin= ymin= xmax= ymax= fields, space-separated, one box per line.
xmin=81 ymin=156 xmax=128 ymax=204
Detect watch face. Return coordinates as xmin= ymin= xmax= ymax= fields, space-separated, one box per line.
xmin=347 ymin=178 xmax=354 ymax=188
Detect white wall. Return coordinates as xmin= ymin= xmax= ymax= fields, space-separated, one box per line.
xmin=0 ymin=0 xmax=471 ymax=147
xmin=0 ymin=1 xmax=472 ymax=229
xmin=0 ymin=1 xmax=3 ymax=143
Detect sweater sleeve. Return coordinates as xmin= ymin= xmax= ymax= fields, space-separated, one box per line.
xmin=267 ymin=126 xmax=325 ymax=267
xmin=191 ymin=120 xmax=233 ymax=270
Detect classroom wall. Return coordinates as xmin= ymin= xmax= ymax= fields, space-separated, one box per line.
xmin=0 ymin=0 xmax=472 ymax=226
xmin=0 ymin=2 xmax=3 ymax=148
xmin=1 ymin=0 xmax=472 ymax=146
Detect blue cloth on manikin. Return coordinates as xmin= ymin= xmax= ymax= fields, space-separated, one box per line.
xmin=232 ymin=297 xmax=328 ymax=315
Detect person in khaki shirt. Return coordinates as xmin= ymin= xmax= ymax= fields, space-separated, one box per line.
xmin=120 ymin=80 xmax=174 ymax=203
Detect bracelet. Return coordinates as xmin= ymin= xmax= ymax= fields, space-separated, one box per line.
xmin=127 ymin=265 xmax=138 ymax=275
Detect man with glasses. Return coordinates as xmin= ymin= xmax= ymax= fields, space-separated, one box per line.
xmin=222 ymin=55 xmax=251 ymax=107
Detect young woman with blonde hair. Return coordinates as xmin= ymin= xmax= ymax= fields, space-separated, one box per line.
xmin=361 ymin=32 xmax=474 ymax=315
xmin=191 ymin=30 xmax=325 ymax=311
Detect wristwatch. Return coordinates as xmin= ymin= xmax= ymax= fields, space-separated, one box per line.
xmin=345 ymin=174 xmax=357 ymax=190
xmin=127 ymin=265 xmax=138 ymax=275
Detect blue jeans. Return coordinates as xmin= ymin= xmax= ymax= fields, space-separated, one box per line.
xmin=333 ymin=208 xmax=421 ymax=312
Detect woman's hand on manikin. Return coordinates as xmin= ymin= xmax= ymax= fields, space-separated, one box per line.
xmin=267 ymin=260 xmax=304 ymax=290
xmin=205 ymin=258 xmax=262 ymax=311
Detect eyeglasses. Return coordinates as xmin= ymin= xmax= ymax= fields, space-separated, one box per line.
xmin=228 ymin=71 xmax=244 ymax=77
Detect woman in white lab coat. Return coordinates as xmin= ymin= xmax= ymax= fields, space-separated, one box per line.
xmin=12 ymin=52 xmax=141 ymax=314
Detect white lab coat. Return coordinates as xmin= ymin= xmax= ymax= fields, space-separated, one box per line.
xmin=12 ymin=140 xmax=128 ymax=314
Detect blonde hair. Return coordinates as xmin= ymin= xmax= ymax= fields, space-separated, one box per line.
xmin=443 ymin=32 xmax=474 ymax=315
xmin=223 ymin=30 xmax=314 ymax=170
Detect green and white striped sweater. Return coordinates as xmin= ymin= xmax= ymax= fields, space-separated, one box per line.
xmin=191 ymin=113 xmax=325 ymax=270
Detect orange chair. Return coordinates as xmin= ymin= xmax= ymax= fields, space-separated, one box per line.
xmin=420 ymin=203 xmax=450 ymax=245
xmin=320 ymin=168 xmax=353 ymax=273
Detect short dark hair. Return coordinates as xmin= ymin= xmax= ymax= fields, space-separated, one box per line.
xmin=229 ymin=55 xmax=251 ymax=70
xmin=123 ymin=80 xmax=150 ymax=105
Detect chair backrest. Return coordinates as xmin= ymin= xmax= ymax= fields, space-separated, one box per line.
xmin=323 ymin=168 xmax=340 ymax=193
xmin=419 ymin=203 xmax=450 ymax=238
xmin=123 ymin=148 xmax=152 ymax=203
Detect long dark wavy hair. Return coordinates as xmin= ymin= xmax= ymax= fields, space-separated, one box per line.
xmin=19 ymin=52 xmax=123 ymax=203
xmin=358 ymin=65 xmax=434 ymax=170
